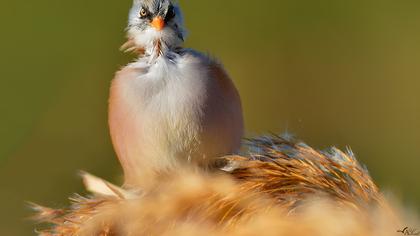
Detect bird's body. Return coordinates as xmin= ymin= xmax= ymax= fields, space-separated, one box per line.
xmin=109 ymin=0 xmax=243 ymax=184
xmin=32 ymin=2 xmax=403 ymax=234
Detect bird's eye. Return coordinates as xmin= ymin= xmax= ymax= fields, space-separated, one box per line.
xmin=140 ymin=8 xmax=148 ymax=18
xmin=165 ymin=6 xmax=176 ymax=21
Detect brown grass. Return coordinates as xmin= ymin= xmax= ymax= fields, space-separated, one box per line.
xmin=32 ymin=135 xmax=416 ymax=236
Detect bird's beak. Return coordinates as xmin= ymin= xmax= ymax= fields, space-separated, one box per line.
xmin=151 ymin=17 xmax=165 ymax=31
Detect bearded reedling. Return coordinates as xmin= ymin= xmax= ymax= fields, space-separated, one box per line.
xmin=109 ymin=0 xmax=244 ymax=185
xmin=30 ymin=1 xmax=413 ymax=235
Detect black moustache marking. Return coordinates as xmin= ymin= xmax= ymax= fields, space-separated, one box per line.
xmin=164 ymin=5 xmax=175 ymax=23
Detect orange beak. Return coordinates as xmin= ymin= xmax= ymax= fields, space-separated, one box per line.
xmin=151 ymin=17 xmax=165 ymax=31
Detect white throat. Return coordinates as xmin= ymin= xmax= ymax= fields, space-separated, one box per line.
xmin=128 ymin=27 xmax=183 ymax=62
xmin=145 ymin=40 xmax=169 ymax=61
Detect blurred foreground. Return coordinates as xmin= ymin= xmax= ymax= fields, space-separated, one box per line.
xmin=32 ymin=136 xmax=418 ymax=236
xmin=1 ymin=0 xmax=420 ymax=235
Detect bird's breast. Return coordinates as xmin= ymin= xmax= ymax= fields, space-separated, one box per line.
xmin=110 ymin=55 xmax=210 ymax=170
xmin=109 ymin=52 xmax=243 ymax=183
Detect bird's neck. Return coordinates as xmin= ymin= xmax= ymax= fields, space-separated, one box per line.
xmin=141 ymin=40 xmax=182 ymax=62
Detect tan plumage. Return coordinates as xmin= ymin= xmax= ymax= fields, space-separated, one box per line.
xmin=120 ymin=38 xmax=145 ymax=55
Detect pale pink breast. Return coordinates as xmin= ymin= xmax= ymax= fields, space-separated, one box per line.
xmin=109 ymin=67 xmax=149 ymax=184
xmin=108 ymin=56 xmax=244 ymax=185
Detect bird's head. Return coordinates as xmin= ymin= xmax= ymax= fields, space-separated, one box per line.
xmin=125 ymin=0 xmax=185 ymax=56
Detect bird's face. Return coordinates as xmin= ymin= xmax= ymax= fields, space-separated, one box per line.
xmin=127 ymin=0 xmax=185 ymax=53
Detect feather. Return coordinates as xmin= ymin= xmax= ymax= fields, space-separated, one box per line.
xmin=80 ymin=171 xmax=138 ymax=199
xmin=120 ymin=38 xmax=145 ymax=55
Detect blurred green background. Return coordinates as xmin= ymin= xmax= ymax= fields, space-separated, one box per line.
xmin=1 ymin=0 xmax=419 ymax=234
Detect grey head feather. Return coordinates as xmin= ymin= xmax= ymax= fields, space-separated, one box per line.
xmin=133 ymin=0 xmax=172 ymax=14
xmin=127 ymin=0 xmax=185 ymax=53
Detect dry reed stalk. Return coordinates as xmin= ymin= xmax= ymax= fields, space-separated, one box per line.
xmin=32 ymin=135 xmax=415 ymax=236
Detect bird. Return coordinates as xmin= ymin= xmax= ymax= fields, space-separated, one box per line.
xmin=29 ymin=1 xmax=406 ymax=234
xmin=108 ymin=0 xmax=244 ymax=185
